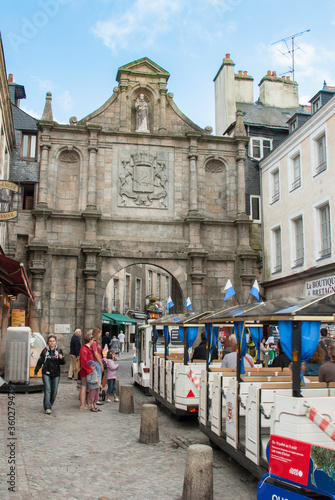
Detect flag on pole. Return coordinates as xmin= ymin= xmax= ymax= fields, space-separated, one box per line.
xmin=167 ymin=296 xmax=174 ymax=310
xmin=250 ymin=280 xmax=260 ymax=301
xmin=184 ymin=297 xmax=193 ymax=311
xmin=224 ymin=279 xmax=235 ymax=300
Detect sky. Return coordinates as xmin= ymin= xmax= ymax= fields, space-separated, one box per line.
xmin=1 ymin=0 xmax=335 ymax=131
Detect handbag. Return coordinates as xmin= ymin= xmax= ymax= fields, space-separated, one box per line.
xmin=74 ymin=356 xmax=81 ymax=374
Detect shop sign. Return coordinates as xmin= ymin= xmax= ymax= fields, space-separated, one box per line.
xmin=0 ymin=181 xmax=18 ymax=221
xmin=305 ymin=274 xmax=335 ymax=296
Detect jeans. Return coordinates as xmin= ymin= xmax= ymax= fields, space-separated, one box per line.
xmin=42 ymin=374 xmax=60 ymax=411
xmin=107 ymin=378 xmax=116 ymax=395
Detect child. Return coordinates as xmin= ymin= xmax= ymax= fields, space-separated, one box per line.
xmin=86 ymin=360 xmax=101 ymax=412
xmin=106 ymin=350 xmax=119 ymax=402
xmin=268 ymin=343 xmax=276 ymax=366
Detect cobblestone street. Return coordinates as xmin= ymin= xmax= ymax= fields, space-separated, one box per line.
xmin=0 ymin=352 xmax=257 ymax=500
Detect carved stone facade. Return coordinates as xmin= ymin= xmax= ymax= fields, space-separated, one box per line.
xmin=8 ymin=57 xmax=258 ymax=348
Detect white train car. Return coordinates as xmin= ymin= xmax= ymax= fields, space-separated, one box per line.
xmin=149 ymin=311 xmax=223 ymax=416
xmin=197 ymin=294 xmax=335 ymax=498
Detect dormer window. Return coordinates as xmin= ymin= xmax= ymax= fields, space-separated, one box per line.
xmin=250 ymin=137 xmax=272 ymax=160
xmin=290 ymin=119 xmax=297 ymax=133
xmin=20 ymin=133 xmax=37 ymax=160
xmin=312 ymin=97 xmax=321 ymax=114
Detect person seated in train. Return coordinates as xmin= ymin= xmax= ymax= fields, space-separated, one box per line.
xmin=220 ymin=335 xmax=254 ymax=369
xmin=271 ymin=339 xmax=290 ymax=369
xmin=304 ymin=344 xmax=325 ymax=376
xmin=191 ymin=331 xmax=218 ymax=360
xmin=319 ymin=341 xmax=335 ymax=383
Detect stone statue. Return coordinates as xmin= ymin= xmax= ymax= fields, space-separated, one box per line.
xmin=135 ymin=94 xmax=149 ymax=132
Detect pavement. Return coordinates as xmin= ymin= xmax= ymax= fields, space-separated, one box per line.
xmin=0 ymin=351 xmax=258 ymax=500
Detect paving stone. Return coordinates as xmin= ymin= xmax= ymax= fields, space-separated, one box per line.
xmin=0 ymin=352 xmax=257 ymax=499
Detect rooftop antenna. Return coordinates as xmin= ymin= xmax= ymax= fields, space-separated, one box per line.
xmin=271 ymin=29 xmax=310 ymax=81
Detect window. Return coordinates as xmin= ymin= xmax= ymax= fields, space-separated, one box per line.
xmin=20 ymin=183 xmax=35 ymax=210
xmin=148 ymin=270 xmax=152 ymax=295
xmin=112 ymin=279 xmax=119 ymax=311
xmin=272 ymin=227 xmax=282 ymax=273
xmin=250 ymin=195 xmax=261 ymax=222
xmin=124 ymin=274 xmax=130 ymax=310
xmin=271 ymin=169 xmax=280 ymax=204
xmin=294 ymin=217 xmax=304 ymax=266
xmin=290 ymin=119 xmax=297 ymax=133
xmin=250 ymin=137 xmax=272 ymax=160
xmin=319 ymin=204 xmax=331 ymax=258
xmin=21 ymin=133 xmax=37 ymax=160
xmin=315 ymin=134 xmax=327 ymax=174
xmin=312 ymin=97 xmax=321 ymax=114
xmin=135 ymin=279 xmax=141 ymax=310
xmin=291 ymin=154 xmax=301 ymax=191
xmin=156 ymin=274 xmax=160 ymax=298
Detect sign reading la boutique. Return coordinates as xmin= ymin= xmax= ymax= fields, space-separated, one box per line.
xmin=306 ymin=274 xmax=335 ymax=296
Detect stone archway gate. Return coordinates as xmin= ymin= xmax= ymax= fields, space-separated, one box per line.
xmin=10 ymin=58 xmax=258 ymax=343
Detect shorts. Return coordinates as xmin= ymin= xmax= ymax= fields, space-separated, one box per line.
xmin=81 ymin=376 xmax=88 ymax=387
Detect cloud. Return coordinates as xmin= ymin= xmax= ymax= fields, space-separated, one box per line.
xmin=91 ymin=0 xmax=183 ymax=52
xmin=55 ymin=90 xmax=74 ymax=112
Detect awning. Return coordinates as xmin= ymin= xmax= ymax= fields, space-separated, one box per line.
xmin=0 ymin=254 xmax=34 ymax=301
xmin=102 ymin=313 xmax=137 ymax=325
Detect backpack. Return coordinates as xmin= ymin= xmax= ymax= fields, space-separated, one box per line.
xmin=74 ymin=356 xmax=81 ymax=374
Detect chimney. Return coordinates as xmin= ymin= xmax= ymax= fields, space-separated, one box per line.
xmin=8 ymin=74 xmax=13 ymax=83
xmin=259 ymin=71 xmax=299 ymax=108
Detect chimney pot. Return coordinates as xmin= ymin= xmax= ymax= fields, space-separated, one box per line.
xmin=238 ymin=70 xmax=242 ymax=76
xmin=8 ymin=74 xmax=13 ymax=83
xmin=226 ymin=53 xmax=230 ymax=58
xmin=286 ymin=76 xmax=290 ymax=81
xmin=272 ymin=71 xmax=277 ymax=77
xmin=243 ymin=71 xmax=248 ymax=76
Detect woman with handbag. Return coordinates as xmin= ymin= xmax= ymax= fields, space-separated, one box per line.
xmin=34 ymin=335 xmax=65 ymax=415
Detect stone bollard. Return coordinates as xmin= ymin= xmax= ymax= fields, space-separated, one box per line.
xmin=116 ymin=379 xmax=119 ymax=396
xmin=119 ymin=385 xmax=134 ymax=414
xmin=139 ymin=404 xmax=159 ymax=444
xmin=182 ymin=444 xmax=213 ymax=500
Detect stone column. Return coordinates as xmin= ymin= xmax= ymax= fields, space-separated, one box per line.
xmin=159 ymin=84 xmax=167 ymax=133
xmin=37 ymin=141 xmax=51 ymax=208
xmin=28 ymin=245 xmax=48 ymax=333
xmin=86 ymin=125 xmax=101 ymax=210
xmin=119 ymin=81 xmax=129 ymax=131
xmin=187 ymin=248 xmax=207 ymax=312
xmin=82 ymin=246 xmax=100 ymax=331
xmin=186 ymin=133 xmax=201 ymax=215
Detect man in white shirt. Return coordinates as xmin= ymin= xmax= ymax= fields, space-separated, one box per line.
xmin=221 ymin=334 xmax=254 ymax=370
xmin=118 ymin=332 xmax=125 ymax=354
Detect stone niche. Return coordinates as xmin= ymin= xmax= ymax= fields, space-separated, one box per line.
xmin=56 ymin=149 xmax=80 ymax=211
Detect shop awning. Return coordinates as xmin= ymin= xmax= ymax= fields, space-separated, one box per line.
xmin=0 ymin=254 xmax=34 ymax=301
xmin=102 ymin=313 xmax=137 ymax=325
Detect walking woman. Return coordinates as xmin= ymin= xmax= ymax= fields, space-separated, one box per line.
xmin=34 ymin=335 xmax=65 ymax=414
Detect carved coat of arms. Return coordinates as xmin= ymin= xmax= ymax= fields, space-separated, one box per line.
xmin=119 ymin=152 xmax=168 ymax=208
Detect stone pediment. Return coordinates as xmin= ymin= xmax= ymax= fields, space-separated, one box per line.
xmin=116 ymin=57 xmax=170 ymax=83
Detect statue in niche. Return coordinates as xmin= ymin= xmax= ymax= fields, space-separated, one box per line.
xmin=135 ymin=94 xmax=149 ymax=132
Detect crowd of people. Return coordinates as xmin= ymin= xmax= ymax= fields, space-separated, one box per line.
xmin=34 ymin=327 xmax=124 ymax=414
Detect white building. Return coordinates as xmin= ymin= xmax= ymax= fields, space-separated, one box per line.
xmin=260 ymin=85 xmax=335 ymax=298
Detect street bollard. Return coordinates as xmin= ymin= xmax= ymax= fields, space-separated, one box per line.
xmin=182 ymin=444 xmax=213 ymax=500
xmin=119 ymin=385 xmax=134 ymax=414
xmin=139 ymin=404 xmax=159 ymax=444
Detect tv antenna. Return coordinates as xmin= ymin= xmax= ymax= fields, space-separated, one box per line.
xmin=271 ymin=29 xmax=310 ymax=81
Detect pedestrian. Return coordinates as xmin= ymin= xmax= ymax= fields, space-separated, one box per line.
xmin=305 ymin=344 xmax=325 ymax=376
xmin=79 ymin=331 xmax=94 ymax=410
xmin=110 ymin=334 xmax=120 ymax=357
xmin=91 ymin=328 xmax=104 ymax=403
xmin=221 ymin=335 xmax=254 ymax=369
xmin=68 ymin=328 xmax=82 ymax=379
xmin=118 ymin=331 xmax=125 ymax=354
xmin=271 ymin=339 xmax=290 ymax=369
xmin=319 ymin=327 xmax=331 ymax=362
xmin=34 ymin=334 xmax=65 ymax=415
xmin=102 ymin=331 xmax=112 ymax=351
xmin=319 ymin=341 xmax=335 ymax=383
xmin=87 ymin=360 xmax=101 ymax=412
xmin=259 ymin=336 xmax=269 ymax=367
xmin=105 ymin=350 xmax=119 ymax=402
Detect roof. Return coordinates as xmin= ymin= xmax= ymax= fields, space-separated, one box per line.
xmin=151 ymin=311 xmax=213 ymax=326
xmin=237 ymin=102 xmax=299 ymax=129
xmin=102 ymin=312 xmax=137 ymax=325
xmin=199 ymin=294 xmax=335 ymax=323
xmin=11 ymin=104 xmax=37 ymax=131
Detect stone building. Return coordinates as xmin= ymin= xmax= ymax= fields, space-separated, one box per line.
xmin=8 ymin=57 xmax=258 ymax=348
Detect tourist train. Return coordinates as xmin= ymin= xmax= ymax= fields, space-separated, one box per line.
xmin=133 ymin=293 xmax=335 ymax=499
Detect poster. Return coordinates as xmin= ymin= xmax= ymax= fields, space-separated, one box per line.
xmin=11 ymin=309 xmax=25 ymax=327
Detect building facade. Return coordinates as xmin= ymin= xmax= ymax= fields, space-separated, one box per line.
xmin=7 ymin=57 xmax=258 ymax=349
xmin=260 ymin=85 xmax=335 ymax=299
